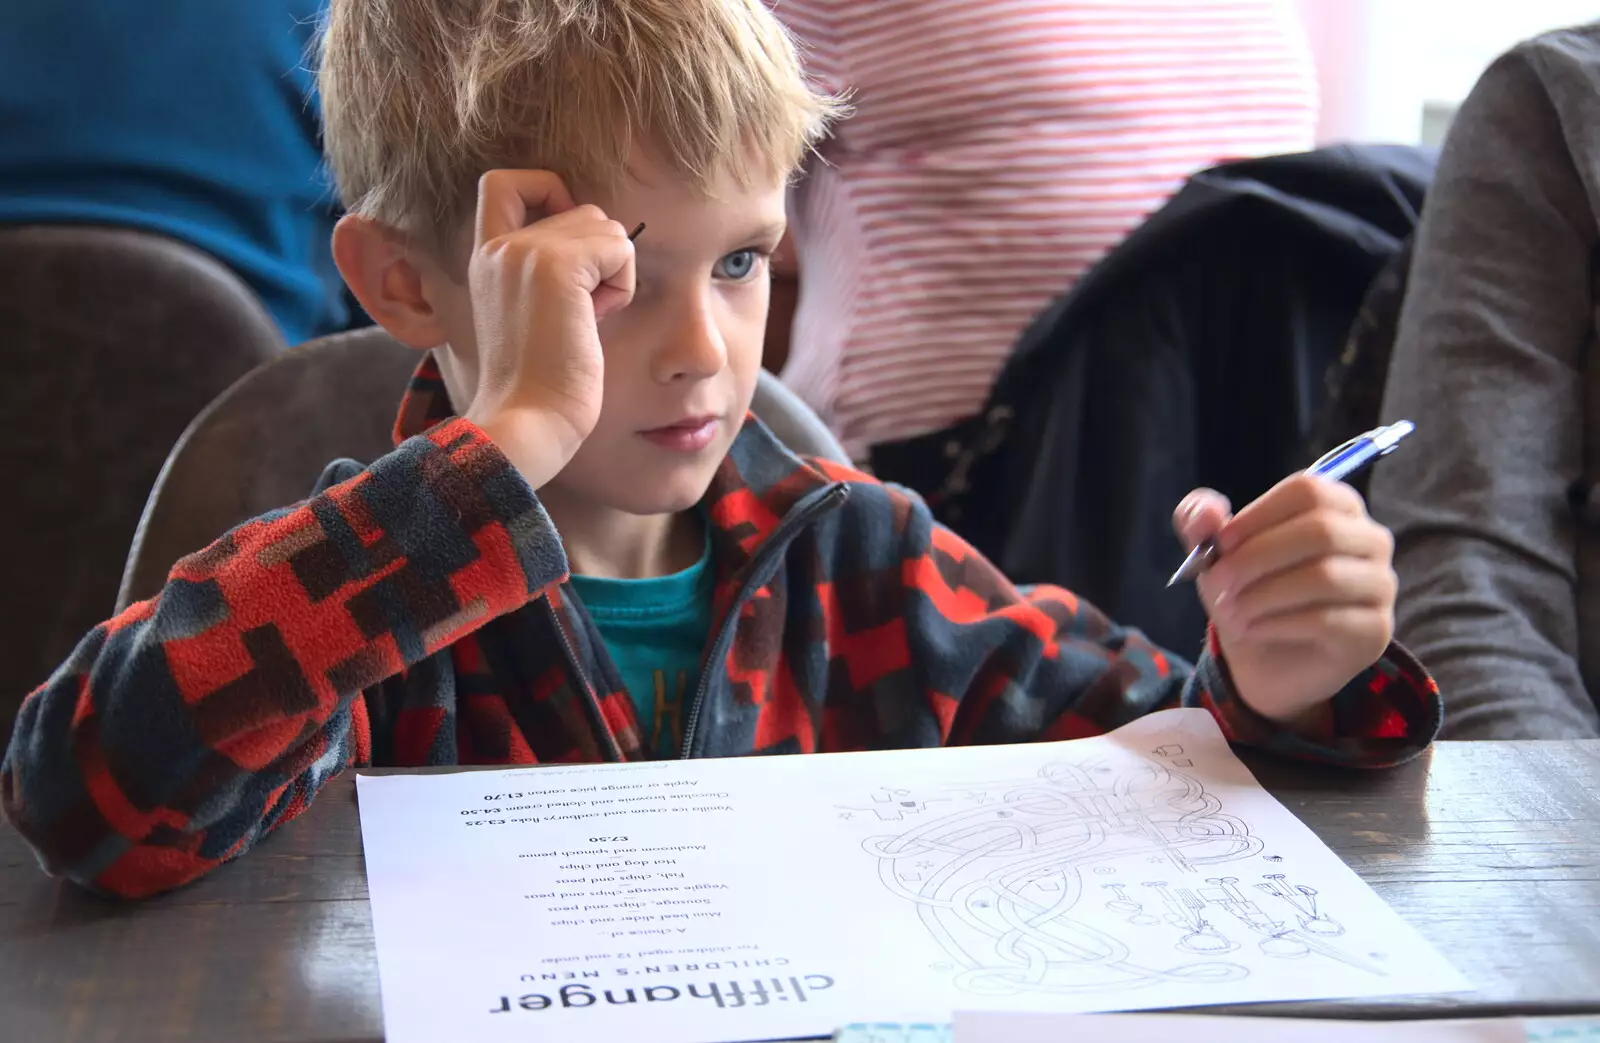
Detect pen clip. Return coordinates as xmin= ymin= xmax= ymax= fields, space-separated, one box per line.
xmin=1308 ymin=420 xmax=1414 ymax=475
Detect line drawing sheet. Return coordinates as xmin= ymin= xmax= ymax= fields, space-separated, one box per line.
xmin=953 ymin=1011 xmax=1532 ymax=1043
xmin=835 ymin=732 xmax=1435 ymax=1004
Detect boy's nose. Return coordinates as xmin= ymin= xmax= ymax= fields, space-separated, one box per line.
xmin=652 ymin=293 xmax=727 ymax=383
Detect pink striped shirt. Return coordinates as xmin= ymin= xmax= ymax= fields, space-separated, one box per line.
xmin=774 ymin=0 xmax=1319 ymax=456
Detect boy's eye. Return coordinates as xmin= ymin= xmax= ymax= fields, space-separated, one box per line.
xmin=713 ymin=249 xmax=762 ymax=281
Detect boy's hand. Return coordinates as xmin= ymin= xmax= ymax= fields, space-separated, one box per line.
xmin=462 ymin=170 xmax=637 ymax=487
xmin=1173 ymin=476 xmax=1397 ymax=728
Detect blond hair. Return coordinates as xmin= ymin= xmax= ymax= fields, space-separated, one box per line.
xmin=318 ymin=0 xmax=843 ymax=239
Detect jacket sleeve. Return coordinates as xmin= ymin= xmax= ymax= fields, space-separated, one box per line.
xmin=1 ymin=418 xmax=567 ymax=897
xmin=858 ymin=478 xmax=1441 ymax=767
xmin=1365 ymin=35 xmax=1600 ymax=738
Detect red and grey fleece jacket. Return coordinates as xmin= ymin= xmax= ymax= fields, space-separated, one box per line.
xmin=1 ymin=357 xmax=1442 ymax=898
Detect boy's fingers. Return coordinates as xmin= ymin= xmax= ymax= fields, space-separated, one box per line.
xmin=1230 ymin=603 xmax=1393 ymax=653
xmin=1213 ymin=556 xmax=1396 ymax=634
xmin=1216 ymin=474 xmax=1366 ymax=555
xmin=1174 ymin=489 xmax=1232 ymax=552
xmin=589 ymin=229 xmax=639 ymax=320
xmin=1207 ymin=510 xmax=1393 ymax=598
xmin=475 ymin=169 xmax=578 ymax=245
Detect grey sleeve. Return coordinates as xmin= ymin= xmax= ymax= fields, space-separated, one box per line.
xmin=1367 ymin=34 xmax=1600 ymax=738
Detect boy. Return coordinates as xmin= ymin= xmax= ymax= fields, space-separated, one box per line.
xmin=1 ymin=0 xmax=1438 ymax=899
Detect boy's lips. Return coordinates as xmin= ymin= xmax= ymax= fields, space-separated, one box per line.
xmin=638 ymin=415 xmax=721 ymax=453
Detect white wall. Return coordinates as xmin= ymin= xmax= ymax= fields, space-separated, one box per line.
xmin=1294 ymin=0 xmax=1600 ymax=144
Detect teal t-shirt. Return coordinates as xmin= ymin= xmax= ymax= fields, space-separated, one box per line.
xmin=567 ymin=536 xmax=715 ymax=758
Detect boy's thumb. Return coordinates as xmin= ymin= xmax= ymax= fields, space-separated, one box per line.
xmin=1174 ymin=489 xmax=1232 ymax=551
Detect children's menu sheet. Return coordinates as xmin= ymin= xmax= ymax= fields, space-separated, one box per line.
xmin=354 ymin=708 xmax=1467 ymax=1043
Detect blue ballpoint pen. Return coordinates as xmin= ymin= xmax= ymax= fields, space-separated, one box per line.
xmin=1165 ymin=419 xmax=1416 ymax=587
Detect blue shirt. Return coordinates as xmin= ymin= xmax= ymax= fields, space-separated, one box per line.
xmin=567 ymin=538 xmax=715 ymax=759
xmin=0 ymin=1 xmax=347 ymax=345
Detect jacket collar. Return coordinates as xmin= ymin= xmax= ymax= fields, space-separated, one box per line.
xmin=391 ymin=353 xmax=848 ymax=576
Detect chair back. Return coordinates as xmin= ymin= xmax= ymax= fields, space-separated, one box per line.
xmin=0 ymin=224 xmax=284 ymax=727
xmin=119 ymin=327 xmax=849 ymax=609
xmin=750 ymin=364 xmax=850 ymax=467
xmin=117 ymin=327 xmax=415 ymax=610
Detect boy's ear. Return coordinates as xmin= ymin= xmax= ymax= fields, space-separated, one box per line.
xmin=331 ymin=214 xmax=452 ymax=350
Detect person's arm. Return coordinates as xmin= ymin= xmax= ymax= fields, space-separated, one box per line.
xmin=1 ymin=419 xmax=568 ymax=897
xmin=822 ymin=473 xmax=1440 ymax=767
xmin=1366 ymin=35 xmax=1600 ymax=738
xmin=763 ymin=0 xmax=843 ymax=376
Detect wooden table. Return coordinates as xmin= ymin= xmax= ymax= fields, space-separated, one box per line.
xmin=3 ymin=741 xmax=1599 ymax=1043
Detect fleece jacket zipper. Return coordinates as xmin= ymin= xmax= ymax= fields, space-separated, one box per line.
xmin=678 ymin=482 xmax=850 ymax=760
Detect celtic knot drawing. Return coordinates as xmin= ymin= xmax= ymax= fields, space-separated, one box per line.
xmin=857 ymin=756 xmax=1296 ymax=995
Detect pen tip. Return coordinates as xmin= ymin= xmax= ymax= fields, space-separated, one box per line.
xmin=1167 ymin=541 xmax=1212 ymax=587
